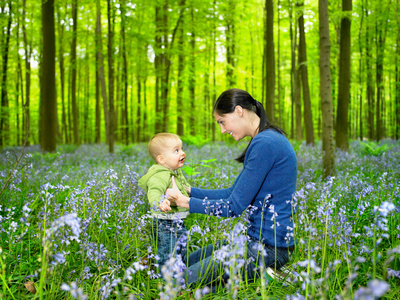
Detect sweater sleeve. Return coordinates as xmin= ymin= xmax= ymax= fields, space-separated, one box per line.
xmin=189 ymin=138 xmax=274 ymax=217
xmin=146 ymin=175 xmax=169 ymax=207
xmin=190 ymin=169 xmax=243 ymax=199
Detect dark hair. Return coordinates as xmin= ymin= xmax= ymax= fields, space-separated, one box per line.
xmin=213 ymin=88 xmax=286 ymax=163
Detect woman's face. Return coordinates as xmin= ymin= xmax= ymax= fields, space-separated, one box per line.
xmin=214 ymin=106 xmax=246 ymax=141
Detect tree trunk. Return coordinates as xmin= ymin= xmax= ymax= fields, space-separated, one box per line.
xmin=277 ymin=0 xmax=282 ymax=126
xmin=291 ymin=4 xmax=302 ymax=141
xmin=95 ymin=43 xmax=101 ymax=144
xmin=143 ymin=77 xmax=148 ymax=141
xmin=56 ymin=5 xmax=68 ymax=144
xmin=375 ymin=8 xmax=388 ymax=142
xmin=120 ymin=0 xmax=129 ymax=145
xmin=212 ymin=0 xmax=217 ymax=141
xmin=71 ymin=0 xmax=80 ymax=145
xmin=319 ymin=0 xmax=335 ymax=177
xmin=22 ymin=0 xmax=31 ymax=146
xmin=358 ymin=0 xmax=364 ymax=140
xmin=289 ymin=1 xmax=295 ymax=139
xmin=16 ymin=16 xmax=21 ymax=145
xmin=136 ymin=78 xmax=141 ymax=142
xmin=107 ymin=0 xmax=115 ymax=153
xmin=336 ymin=0 xmax=352 ymax=149
xmin=189 ymin=6 xmax=196 ymax=135
xmin=154 ymin=4 xmax=163 ymax=133
xmin=226 ymin=0 xmax=236 ymax=88
xmin=176 ymin=7 xmax=185 ymax=137
xmin=40 ymin=0 xmax=57 ymax=152
xmin=0 ymin=1 xmax=12 ymax=148
xmin=365 ymin=4 xmax=375 ymax=140
xmin=298 ymin=3 xmax=315 ymax=145
xmin=265 ymin=0 xmax=275 ymax=122
xmin=396 ymin=0 xmax=400 ymax=139
xmin=96 ymin=0 xmax=109 ymax=144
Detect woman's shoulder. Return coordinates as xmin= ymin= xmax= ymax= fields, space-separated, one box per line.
xmin=251 ymin=129 xmax=293 ymax=154
xmin=254 ymin=129 xmax=286 ymax=143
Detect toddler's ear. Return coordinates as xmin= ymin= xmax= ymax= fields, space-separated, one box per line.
xmin=156 ymin=154 xmax=165 ymax=164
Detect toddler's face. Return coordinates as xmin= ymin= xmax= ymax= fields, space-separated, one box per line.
xmin=158 ymin=139 xmax=186 ymax=171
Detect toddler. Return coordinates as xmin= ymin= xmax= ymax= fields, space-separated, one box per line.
xmin=138 ymin=133 xmax=190 ymax=271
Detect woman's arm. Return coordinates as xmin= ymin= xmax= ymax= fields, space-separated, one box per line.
xmin=189 ymin=138 xmax=274 ymax=217
xmin=190 ymin=171 xmax=243 ymax=199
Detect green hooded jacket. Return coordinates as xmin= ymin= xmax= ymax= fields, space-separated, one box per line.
xmin=138 ymin=164 xmax=190 ymax=215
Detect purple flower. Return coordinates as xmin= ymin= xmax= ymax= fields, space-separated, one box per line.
xmin=353 ymin=279 xmax=390 ymax=300
xmin=61 ymin=281 xmax=87 ymax=300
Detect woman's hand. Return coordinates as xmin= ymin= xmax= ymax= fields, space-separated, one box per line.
xmin=185 ymin=185 xmax=191 ymax=196
xmin=166 ymin=176 xmax=190 ymax=209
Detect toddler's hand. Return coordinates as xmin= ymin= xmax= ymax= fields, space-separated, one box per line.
xmin=159 ymin=200 xmax=171 ymax=212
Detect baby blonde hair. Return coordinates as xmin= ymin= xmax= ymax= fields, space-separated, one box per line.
xmin=148 ymin=133 xmax=181 ymax=161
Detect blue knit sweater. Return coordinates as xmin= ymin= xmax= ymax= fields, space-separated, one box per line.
xmin=189 ymin=129 xmax=297 ymax=248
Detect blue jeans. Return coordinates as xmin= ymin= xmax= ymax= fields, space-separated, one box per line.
xmin=152 ymin=218 xmax=187 ymax=270
xmin=185 ymin=237 xmax=291 ymax=288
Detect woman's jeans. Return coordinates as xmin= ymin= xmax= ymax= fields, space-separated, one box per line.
xmin=152 ymin=218 xmax=187 ymax=270
xmin=185 ymin=237 xmax=291 ymax=288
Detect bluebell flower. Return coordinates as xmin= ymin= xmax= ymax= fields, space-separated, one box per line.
xmin=99 ymin=273 xmax=121 ymax=300
xmin=61 ymin=281 xmax=87 ymax=300
xmin=51 ymin=251 xmax=69 ymax=266
xmin=353 ymin=279 xmax=390 ymax=299
xmin=194 ymin=286 xmax=210 ymax=299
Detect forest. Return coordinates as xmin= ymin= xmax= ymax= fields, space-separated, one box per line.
xmin=0 ymin=0 xmax=400 ymax=299
xmin=0 ymin=0 xmax=399 ymax=153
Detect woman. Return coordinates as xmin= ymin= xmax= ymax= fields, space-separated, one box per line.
xmin=166 ymin=88 xmax=297 ymax=288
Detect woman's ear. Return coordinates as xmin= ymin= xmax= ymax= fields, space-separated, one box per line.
xmin=235 ymin=105 xmax=244 ymax=117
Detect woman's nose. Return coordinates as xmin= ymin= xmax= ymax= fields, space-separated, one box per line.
xmin=219 ymin=124 xmax=225 ymax=134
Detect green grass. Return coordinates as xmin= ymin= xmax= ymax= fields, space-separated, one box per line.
xmin=0 ymin=139 xmax=399 ymax=299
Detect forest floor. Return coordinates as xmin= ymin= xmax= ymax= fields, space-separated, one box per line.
xmin=0 ymin=139 xmax=399 ymax=299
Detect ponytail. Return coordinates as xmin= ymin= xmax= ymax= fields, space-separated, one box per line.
xmin=214 ymin=89 xmax=286 ymax=163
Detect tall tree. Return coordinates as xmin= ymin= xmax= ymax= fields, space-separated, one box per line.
xmin=336 ymin=0 xmax=352 ymax=149
xmin=107 ymin=0 xmax=115 ymax=153
xmin=0 ymin=0 xmax=12 ymax=148
xmin=95 ymin=37 xmax=101 ymax=144
xmin=396 ymin=0 xmax=400 ymax=139
xmin=176 ymin=0 xmax=186 ymax=137
xmin=265 ymin=0 xmax=275 ymax=122
xmin=225 ymin=0 xmax=236 ymax=88
xmin=298 ymin=2 xmax=315 ymax=145
xmin=365 ymin=4 xmax=375 ymax=140
xmin=71 ymin=0 xmax=80 ymax=145
xmin=96 ymin=0 xmax=109 ymax=144
xmin=358 ymin=0 xmax=364 ymax=140
xmin=319 ymin=0 xmax=335 ymax=177
xmin=189 ymin=5 xmax=196 ymax=135
xmin=375 ymin=2 xmax=388 ymax=141
xmin=277 ymin=0 xmax=282 ymax=126
xmin=289 ymin=1 xmax=296 ymax=139
xmin=22 ymin=0 xmax=32 ymax=146
xmin=289 ymin=2 xmax=302 ymax=141
xmin=56 ymin=3 xmax=68 ymax=143
xmin=154 ymin=1 xmax=185 ymax=133
xmin=120 ymin=0 xmax=129 ymax=144
xmin=212 ymin=0 xmax=217 ymax=141
xmin=40 ymin=0 xmax=57 ymax=152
